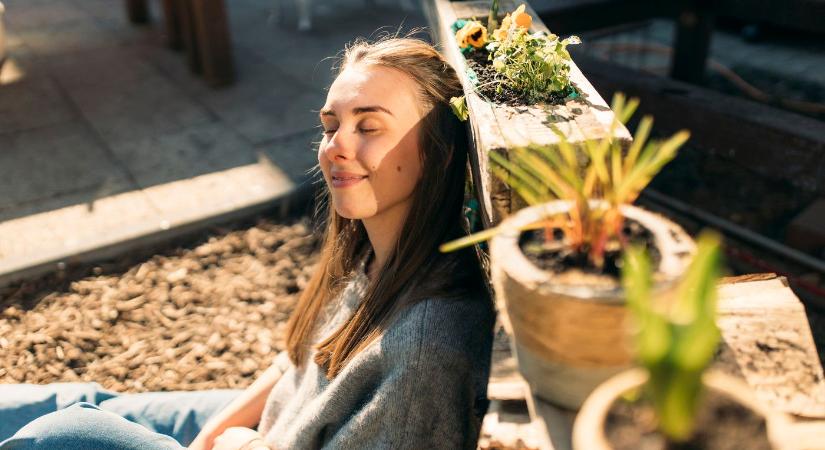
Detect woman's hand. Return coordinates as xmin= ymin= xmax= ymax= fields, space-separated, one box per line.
xmin=187 ymin=426 xmax=219 ymax=450
xmin=185 ymin=358 xmax=287 ymax=450
xmin=212 ymin=427 xmax=271 ymax=450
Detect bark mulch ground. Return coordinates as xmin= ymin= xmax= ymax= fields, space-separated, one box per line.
xmin=0 ymin=217 xmax=320 ymax=393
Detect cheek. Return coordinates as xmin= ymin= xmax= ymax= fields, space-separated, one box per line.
xmin=318 ymin=143 xmax=331 ymax=174
xmin=396 ymin=135 xmax=423 ymax=181
xmin=381 ymin=137 xmax=422 ymax=194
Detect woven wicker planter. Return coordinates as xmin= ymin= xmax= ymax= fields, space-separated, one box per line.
xmin=489 ymin=201 xmax=695 ymax=409
xmin=572 ymin=368 xmax=792 ymax=450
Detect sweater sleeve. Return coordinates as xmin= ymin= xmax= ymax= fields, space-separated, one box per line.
xmin=321 ymin=299 xmax=491 ymax=450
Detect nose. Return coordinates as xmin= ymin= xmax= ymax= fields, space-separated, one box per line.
xmin=322 ymin=128 xmax=357 ymax=162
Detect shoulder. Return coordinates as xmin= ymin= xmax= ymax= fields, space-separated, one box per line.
xmin=381 ymin=293 xmax=496 ymax=367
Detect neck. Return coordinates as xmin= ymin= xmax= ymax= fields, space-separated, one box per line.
xmin=361 ymin=201 xmax=411 ymax=281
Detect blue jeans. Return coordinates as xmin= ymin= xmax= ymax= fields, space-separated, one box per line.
xmin=0 ymin=383 xmax=242 ymax=450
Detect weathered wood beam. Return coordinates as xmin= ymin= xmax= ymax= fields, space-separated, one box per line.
xmin=715 ymin=275 xmax=825 ymax=418
xmin=573 ymin=51 xmax=825 ymax=195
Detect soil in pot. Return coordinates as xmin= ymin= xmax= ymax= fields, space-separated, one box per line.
xmin=605 ymin=391 xmax=772 ymax=450
xmin=517 ymin=218 xmax=661 ymax=279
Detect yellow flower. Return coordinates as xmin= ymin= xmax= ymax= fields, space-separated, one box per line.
xmin=513 ymin=4 xmax=532 ymax=29
xmin=492 ymin=4 xmax=531 ymax=41
xmin=456 ymin=20 xmax=487 ymax=49
xmin=493 ymin=14 xmax=511 ymax=41
xmin=456 ymin=27 xmax=469 ymax=46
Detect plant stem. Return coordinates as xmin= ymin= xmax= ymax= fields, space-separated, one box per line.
xmin=488 ymin=0 xmax=499 ymax=34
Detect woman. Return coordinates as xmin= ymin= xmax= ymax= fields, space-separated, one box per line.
xmin=0 ymin=36 xmax=495 ymax=450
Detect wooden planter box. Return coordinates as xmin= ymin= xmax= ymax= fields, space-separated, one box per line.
xmin=422 ymin=0 xmax=632 ymax=227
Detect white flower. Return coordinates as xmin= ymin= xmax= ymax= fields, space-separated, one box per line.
xmin=493 ymin=57 xmax=506 ymax=71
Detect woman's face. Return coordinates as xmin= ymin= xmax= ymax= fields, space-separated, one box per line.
xmin=318 ymin=64 xmax=425 ymax=221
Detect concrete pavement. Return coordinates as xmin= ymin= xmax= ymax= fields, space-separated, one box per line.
xmin=0 ymin=0 xmax=428 ymax=285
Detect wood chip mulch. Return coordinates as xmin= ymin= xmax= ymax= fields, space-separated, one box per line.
xmin=0 ymin=218 xmax=320 ymax=393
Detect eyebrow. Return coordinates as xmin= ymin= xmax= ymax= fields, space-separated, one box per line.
xmin=319 ymin=105 xmax=394 ymax=118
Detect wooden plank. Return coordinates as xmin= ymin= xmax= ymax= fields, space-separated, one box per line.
xmin=721 ymin=272 xmax=779 ymax=284
xmin=572 ymin=51 xmax=825 ymax=195
xmin=716 ymin=276 xmax=825 ymax=418
xmin=126 ymin=0 xmax=150 ymax=24
xmin=424 ymin=0 xmax=631 ymax=227
xmin=190 ymin=0 xmax=234 ymax=87
xmin=484 ymin=321 xmax=561 ymax=449
xmin=479 ymin=395 xmax=550 ymax=450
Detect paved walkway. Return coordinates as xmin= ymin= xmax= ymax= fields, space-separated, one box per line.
xmin=0 ymin=0 xmax=427 ymax=285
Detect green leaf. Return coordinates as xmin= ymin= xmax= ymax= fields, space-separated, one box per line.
xmin=491 ymin=166 xmax=544 ymax=205
xmin=622 ymin=232 xmax=724 ymax=442
xmin=439 ymin=226 xmax=501 ymax=253
xmin=623 ymin=115 xmax=654 ymax=173
xmin=623 ymin=247 xmax=670 ymax=365
xmin=449 ymin=96 xmax=469 ymax=122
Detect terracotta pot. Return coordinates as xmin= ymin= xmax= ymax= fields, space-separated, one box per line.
xmin=489 ymin=200 xmax=695 ymax=409
xmin=572 ymin=368 xmax=792 ymax=450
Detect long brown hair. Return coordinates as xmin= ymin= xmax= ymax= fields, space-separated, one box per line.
xmin=285 ymin=36 xmax=488 ymax=379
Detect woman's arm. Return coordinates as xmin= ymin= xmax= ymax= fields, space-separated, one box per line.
xmin=188 ymin=352 xmax=288 ymax=450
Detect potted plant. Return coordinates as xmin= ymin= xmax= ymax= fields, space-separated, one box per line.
xmin=572 ymin=233 xmax=792 ymax=450
xmin=441 ymin=94 xmax=696 ymax=409
xmin=449 ymin=3 xmax=581 ymax=108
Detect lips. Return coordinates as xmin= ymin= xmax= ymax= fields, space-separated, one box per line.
xmin=330 ymin=171 xmax=368 ymax=188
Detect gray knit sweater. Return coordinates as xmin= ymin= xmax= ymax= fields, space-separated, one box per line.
xmin=257 ymin=260 xmax=495 ymax=449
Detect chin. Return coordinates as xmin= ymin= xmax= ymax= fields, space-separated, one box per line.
xmin=332 ymin=200 xmax=375 ymax=220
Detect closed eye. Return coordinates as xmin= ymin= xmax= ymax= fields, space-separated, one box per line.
xmin=323 ymin=128 xmax=377 ymax=135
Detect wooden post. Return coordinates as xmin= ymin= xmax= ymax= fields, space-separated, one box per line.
xmin=179 ymin=0 xmax=202 ymax=74
xmin=126 ymin=0 xmax=150 ymax=24
xmin=190 ymin=0 xmax=235 ymax=87
xmin=670 ymin=0 xmax=715 ymax=84
xmin=161 ymin=0 xmax=183 ymax=50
